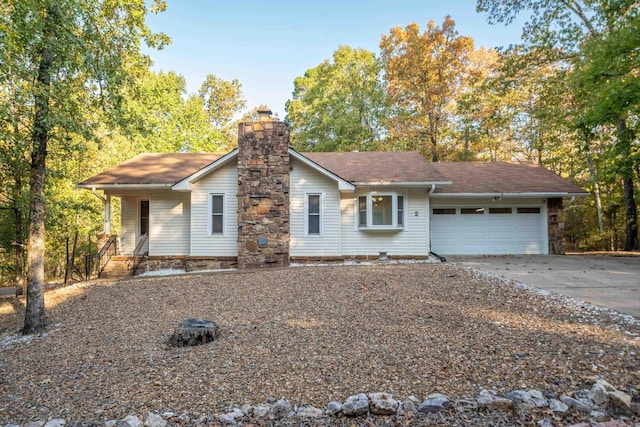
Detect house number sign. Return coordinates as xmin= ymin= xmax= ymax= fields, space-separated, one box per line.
xmin=415 ymin=211 xmax=419 ymax=216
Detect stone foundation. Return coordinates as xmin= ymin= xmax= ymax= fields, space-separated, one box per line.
xmin=236 ymin=120 xmax=290 ymax=269
xmin=548 ymin=197 xmax=565 ymax=255
xmin=136 ymin=256 xmax=238 ymax=274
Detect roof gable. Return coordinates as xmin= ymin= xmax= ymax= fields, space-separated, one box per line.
xmin=431 ymin=162 xmax=588 ymax=195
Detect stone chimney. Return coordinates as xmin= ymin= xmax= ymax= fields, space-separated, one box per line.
xmin=236 ymin=117 xmax=290 ymax=269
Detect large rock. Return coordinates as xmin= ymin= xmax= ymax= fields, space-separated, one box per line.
xmin=44 ymin=421 xmax=66 ymax=427
xmin=117 ymin=416 xmax=143 ymax=427
xmin=143 ymin=413 xmax=166 ymax=427
xmin=418 ymin=394 xmax=451 ymax=413
xmin=560 ymin=395 xmax=592 ymax=412
xmin=168 ymin=318 xmax=219 ymax=347
xmin=549 ymin=399 xmax=568 ymax=413
xmin=325 ymin=401 xmax=342 ymax=416
xmin=295 ymin=406 xmax=323 ymax=418
xmin=368 ymin=392 xmax=398 ymax=415
xmin=342 ymin=393 xmax=370 ymax=416
xmin=608 ymin=390 xmax=632 ymax=412
xmin=589 ymin=382 xmax=610 ymax=405
xmin=269 ymin=399 xmax=292 ymax=419
xmin=507 ymin=390 xmax=535 ymax=410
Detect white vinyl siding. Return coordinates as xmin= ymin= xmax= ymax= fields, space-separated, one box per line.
xmin=119 ymin=195 xmax=138 ymax=255
xmin=430 ymin=197 xmax=548 ymax=255
xmin=190 ymin=162 xmax=238 ymax=256
xmin=340 ymin=187 xmax=430 ymax=256
xmin=149 ymin=191 xmax=190 ymax=256
xmin=290 ymin=158 xmax=340 ymax=256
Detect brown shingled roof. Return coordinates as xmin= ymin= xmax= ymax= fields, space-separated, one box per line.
xmin=301 ymin=151 xmax=449 ymax=183
xmin=78 ymin=153 xmax=224 ymax=187
xmin=431 ymin=162 xmax=588 ymax=195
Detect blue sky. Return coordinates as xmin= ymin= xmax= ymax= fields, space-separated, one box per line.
xmin=144 ymin=0 xmax=527 ymax=118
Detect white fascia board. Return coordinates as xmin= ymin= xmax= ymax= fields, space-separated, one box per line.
xmin=289 ymin=149 xmax=356 ymax=191
xmin=355 ymin=181 xmax=452 ymax=187
xmin=430 ymin=192 xmax=589 ymax=198
xmin=172 ymin=149 xmax=239 ymax=191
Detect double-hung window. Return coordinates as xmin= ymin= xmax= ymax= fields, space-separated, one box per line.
xmin=307 ymin=193 xmax=321 ymax=236
xmin=358 ymin=193 xmax=405 ymax=229
xmin=210 ymin=194 xmax=224 ymax=235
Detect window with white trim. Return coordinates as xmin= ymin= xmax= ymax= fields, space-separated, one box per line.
xmin=358 ymin=193 xmax=405 ymax=229
xmin=307 ymin=193 xmax=321 ymax=235
xmin=210 ymin=194 xmax=224 ymax=235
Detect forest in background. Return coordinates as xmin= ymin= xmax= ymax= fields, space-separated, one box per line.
xmin=0 ymin=0 xmax=638 ymax=331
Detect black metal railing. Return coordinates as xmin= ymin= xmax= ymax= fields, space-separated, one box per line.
xmin=85 ymin=235 xmax=117 ymax=280
xmin=127 ymin=233 xmax=148 ymax=275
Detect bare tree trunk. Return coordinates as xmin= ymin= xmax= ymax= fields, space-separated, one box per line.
xmin=618 ymin=118 xmax=638 ymax=252
xmin=586 ymin=154 xmax=605 ymax=234
xmin=23 ymin=40 xmax=53 ymax=335
xmin=13 ymin=206 xmax=25 ymax=297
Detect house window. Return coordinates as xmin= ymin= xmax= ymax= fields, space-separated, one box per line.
xmin=461 ymin=208 xmax=484 ymax=214
xmin=307 ymin=194 xmax=321 ymax=235
xmin=433 ymin=208 xmax=456 ymax=215
xmin=517 ymin=207 xmax=541 ymax=214
xmin=358 ymin=196 xmax=367 ymax=226
xmin=489 ymin=207 xmax=512 ymax=214
xmin=358 ymin=193 xmax=405 ymax=229
xmin=210 ymin=194 xmax=224 ymax=235
xmin=139 ymin=200 xmax=149 ymax=235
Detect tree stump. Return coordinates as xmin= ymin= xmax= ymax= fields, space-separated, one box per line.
xmin=168 ymin=318 xmax=219 ymax=347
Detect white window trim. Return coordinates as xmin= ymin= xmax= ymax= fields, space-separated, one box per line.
xmin=357 ymin=192 xmax=406 ymax=230
xmin=305 ymin=192 xmax=323 ymax=236
xmin=207 ymin=192 xmax=226 ymax=236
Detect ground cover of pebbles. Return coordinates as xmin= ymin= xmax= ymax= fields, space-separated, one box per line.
xmin=0 ymin=263 xmax=638 ymax=426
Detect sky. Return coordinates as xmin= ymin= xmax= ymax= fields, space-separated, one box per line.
xmin=144 ymin=0 xmax=528 ymax=119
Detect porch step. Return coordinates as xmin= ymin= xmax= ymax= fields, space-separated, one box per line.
xmin=100 ymin=257 xmax=145 ymax=278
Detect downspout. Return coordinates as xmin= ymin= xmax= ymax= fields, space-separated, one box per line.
xmin=563 ymin=196 xmax=577 ymax=209
xmin=426 ymin=184 xmax=446 ymax=261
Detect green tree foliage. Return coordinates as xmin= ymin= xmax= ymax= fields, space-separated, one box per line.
xmin=120 ymin=70 xmax=223 ymax=154
xmin=380 ymin=17 xmax=475 ymax=161
xmin=286 ymin=46 xmax=388 ymax=152
xmin=0 ymin=0 xmax=168 ymax=333
xmin=478 ymin=0 xmax=639 ymax=250
xmin=198 ymin=74 xmax=246 ymax=149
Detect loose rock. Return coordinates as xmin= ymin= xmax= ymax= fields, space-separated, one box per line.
xmin=269 ymin=399 xmax=292 ymax=419
xmin=368 ymin=392 xmax=398 ymax=415
xmin=342 ymin=393 xmax=369 ymax=416
xmin=418 ymin=394 xmax=450 ymax=413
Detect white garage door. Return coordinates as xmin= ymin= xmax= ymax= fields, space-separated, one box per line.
xmin=430 ymin=206 xmax=546 ymax=255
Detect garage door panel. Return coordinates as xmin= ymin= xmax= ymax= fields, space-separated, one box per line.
xmin=431 ymin=206 xmax=545 ymax=255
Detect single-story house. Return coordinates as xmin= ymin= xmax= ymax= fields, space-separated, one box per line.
xmin=78 ymin=118 xmax=588 ymax=272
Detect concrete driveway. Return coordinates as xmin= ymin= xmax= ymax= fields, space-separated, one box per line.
xmin=450 ymin=254 xmax=640 ymax=318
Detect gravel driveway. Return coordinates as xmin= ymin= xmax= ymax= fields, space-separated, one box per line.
xmin=0 ymin=263 xmax=638 ymax=425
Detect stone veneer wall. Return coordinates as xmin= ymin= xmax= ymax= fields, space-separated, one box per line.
xmin=547 ymin=197 xmax=565 ymax=255
xmin=236 ymin=121 xmax=290 ymax=269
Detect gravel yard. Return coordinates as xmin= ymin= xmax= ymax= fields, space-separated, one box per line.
xmin=0 ymin=263 xmax=638 ymax=425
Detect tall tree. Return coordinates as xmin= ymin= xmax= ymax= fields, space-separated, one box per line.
xmin=0 ymin=0 xmax=168 ymax=334
xmin=478 ymin=0 xmax=638 ymax=250
xmin=380 ymin=17 xmax=475 ymax=161
xmin=286 ymin=46 xmax=388 ymax=152
xmin=198 ymin=74 xmax=246 ymax=148
xmin=570 ymin=0 xmax=640 ymax=250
